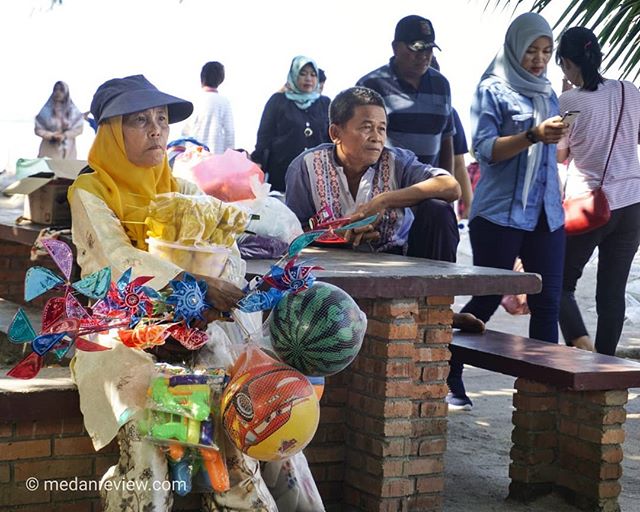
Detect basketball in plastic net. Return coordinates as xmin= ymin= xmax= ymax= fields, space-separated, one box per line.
xmin=221 ymin=346 xmax=319 ymax=461
xmin=268 ymin=281 xmax=367 ymax=377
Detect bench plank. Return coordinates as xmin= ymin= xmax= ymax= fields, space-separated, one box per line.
xmin=451 ymin=330 xmax=640 ymax=391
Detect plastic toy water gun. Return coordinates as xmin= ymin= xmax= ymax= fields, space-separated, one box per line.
xmin=200 ymin=447 xmax=230 ymax=492
xmin=150 ymin=412 xmax=218 ymax=446
xmin=167 ymin=444 xmax=192 ymax=496
xmin=149 ymin=376 xmax=211 ymax=421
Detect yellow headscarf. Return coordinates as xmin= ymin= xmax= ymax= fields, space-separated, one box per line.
xmin=68 ymin=116 xmax=178 ymax=250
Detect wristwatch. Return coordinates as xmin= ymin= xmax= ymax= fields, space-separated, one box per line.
xmin=525 ymin=128 xmax=539 ymax=144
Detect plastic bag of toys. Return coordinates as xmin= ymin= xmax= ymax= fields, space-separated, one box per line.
xmin=262 ymin=452 xmax=325 ymax=512
xmin=139 ymin=364 xmax=230 ymax=494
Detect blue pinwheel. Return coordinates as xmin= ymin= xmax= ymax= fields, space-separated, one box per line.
xmin=165 ymin=273 xmax=211 ymax=324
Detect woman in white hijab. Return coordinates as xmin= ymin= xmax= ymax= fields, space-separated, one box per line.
xmin=35 ymin=80 xmax=84 ymax=159
xmin=448 ymin=13 xmax=568 ymax=411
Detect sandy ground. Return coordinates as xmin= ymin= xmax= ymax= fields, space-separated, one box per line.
xmin=444 ymin=228 xmax=640 ymax=511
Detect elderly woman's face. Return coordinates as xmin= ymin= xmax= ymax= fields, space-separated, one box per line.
xmin=296 ymin=64 xmax=318 ymax=93
xmin=122 ymin=106 xmax=169 ymax=167
xmin=521 ymin=36 xmax=553 ymax=76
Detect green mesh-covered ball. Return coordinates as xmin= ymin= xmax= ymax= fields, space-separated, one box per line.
xmin=268 ymin=282 xmax=367 ymax=376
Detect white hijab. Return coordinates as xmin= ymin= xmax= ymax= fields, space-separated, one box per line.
xmin=482 ymin=12 xmax=554 ymax=209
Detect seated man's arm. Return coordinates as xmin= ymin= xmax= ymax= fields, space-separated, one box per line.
xmin=351 ymin=150 xmax=460 ymax=221
xmin=352 ymin=175 xmax=459 ymax=221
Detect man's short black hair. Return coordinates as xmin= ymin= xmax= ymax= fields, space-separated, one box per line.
xmin=329 ymin=87 xmax=386 ymax=126
xmin=200 ymin=61 xmax=225 ymax=88
xmin=318 ymin=68 xmax=326 ymax=84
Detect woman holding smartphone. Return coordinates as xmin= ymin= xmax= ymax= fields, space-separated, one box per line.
xmin=447 ymin=13 xmax=568 ymax=410
xmin=557 ymin=27 xmax=640 ymax=355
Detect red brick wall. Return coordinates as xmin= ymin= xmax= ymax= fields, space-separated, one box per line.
xmin=0 ymin=248 xmax=454 ymax=511
xmin=0 ymin=417 xmax=117 ymax=511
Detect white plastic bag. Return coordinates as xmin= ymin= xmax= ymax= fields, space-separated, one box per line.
xmin=262 ymin=452 xmax=325 ymax=512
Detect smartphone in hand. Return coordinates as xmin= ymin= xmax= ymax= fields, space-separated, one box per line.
xmin=561 ymin=110 xmax=580 ymax=126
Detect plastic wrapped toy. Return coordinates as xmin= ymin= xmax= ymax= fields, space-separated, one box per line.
xmin=221 ymin=346 xmax=319 ymax=461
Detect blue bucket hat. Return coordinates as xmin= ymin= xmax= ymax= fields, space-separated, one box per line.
xmin=90 ymin=74 xmax=193 ymax=124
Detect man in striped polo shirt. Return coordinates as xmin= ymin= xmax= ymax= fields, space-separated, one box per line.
xmin=357 ymin=15 xmax=455 ymax=175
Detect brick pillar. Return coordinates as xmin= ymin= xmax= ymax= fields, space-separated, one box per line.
xmin=509 ymin=378 xmax=558 ymax=501
xmin=324 ymin=296 xmax=449 ymax=512
xmin=555 ymin=389 xmax=627 ymax=512
xmin=408 ymin=296 xmax=451 ymax=511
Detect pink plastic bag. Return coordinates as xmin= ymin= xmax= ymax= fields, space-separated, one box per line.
xmin=191 ymin=149 xmax=265 ymax=202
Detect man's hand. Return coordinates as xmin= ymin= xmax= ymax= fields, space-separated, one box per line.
xmin=343 ymin=225 xmax=380 ymax=248
xmin=342 ymin=195 xmax=387 ymax=248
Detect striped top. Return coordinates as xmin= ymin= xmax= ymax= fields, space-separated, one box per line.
xmin=357 ymin=59 xmax=455 ymax=166
xmin=558 ymin=79 xmax=640 ymax=211
xmin=182 ymin=90 xmax=235 ymax=154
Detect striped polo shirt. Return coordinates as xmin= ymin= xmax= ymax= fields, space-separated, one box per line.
xmin=357 ymin=59 xmax=455 ymax=166
xmin=559 ymin=79 xmax=640 ymax=211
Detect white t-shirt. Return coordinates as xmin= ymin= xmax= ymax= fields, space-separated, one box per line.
xmin=182 ymin=90 xmax=235 ymax=154
xmin=559 ymin=79 xmax=640 ymax=210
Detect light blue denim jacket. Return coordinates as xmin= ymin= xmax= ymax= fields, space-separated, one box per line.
xmin=469 ymin=76 xmax=564 ymax=232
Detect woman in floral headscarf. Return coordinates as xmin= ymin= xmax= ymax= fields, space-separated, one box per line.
xmin=251 ymin=55 xmax=330 ymax=192
xmin=34 ymin=81 xmax=84 ymax=159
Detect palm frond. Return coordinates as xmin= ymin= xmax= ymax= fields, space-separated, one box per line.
xmin=487 ymin=0 xmax=640 ymax=80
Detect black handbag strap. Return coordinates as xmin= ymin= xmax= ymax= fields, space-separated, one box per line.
xmin=601 ymin=80 xmax=626 ymax=186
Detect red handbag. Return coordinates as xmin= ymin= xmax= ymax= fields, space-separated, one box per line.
xmin=563 ymin=81 xmax=624 ymax=236
xmin=563 ymin=187 xmax=610 ymax=235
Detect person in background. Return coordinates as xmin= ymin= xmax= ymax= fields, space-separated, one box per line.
xmin=318 ymin=68 xmax=327 ymax=94
xmin=68 ymin=75 xmax=276 ymax=511
xmin=252 ymin=55 xmax=330 ymax=193
xmin=35 ymin=81 xmax=84 ymax=159
xmin=449 ymin=13 xmax=568 ymax=410
xmin=182 ymin=61 xmax=235 ymax=154
xmin=357 ymin=15 xmax=455 ymax=174
xmin=430 ymin=55 xmax=473 ymax=218
xmin=556 ymin=27 xmax=640 ymax=355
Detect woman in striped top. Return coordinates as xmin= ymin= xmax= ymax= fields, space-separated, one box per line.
xmin=557 ymin=27 xmax=640 ymax=355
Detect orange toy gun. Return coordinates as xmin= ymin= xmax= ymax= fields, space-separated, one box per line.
xmin=200 ymin=447 xmax=230 ymax=492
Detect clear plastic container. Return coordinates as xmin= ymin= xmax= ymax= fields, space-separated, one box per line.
xmin=147 ymin=238 xmax=231 ymax=278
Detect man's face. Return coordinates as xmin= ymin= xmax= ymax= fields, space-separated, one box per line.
xmin=330 ymin=105 xmax=387 ymax=171
xmin=392 ymin=41 xmax=433 ymax=82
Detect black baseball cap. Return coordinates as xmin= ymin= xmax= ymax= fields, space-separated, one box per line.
xmin=90 ymin=75 xmax=193 ymax=124
xmin=394 ymin=15 xmax=441 ymax=51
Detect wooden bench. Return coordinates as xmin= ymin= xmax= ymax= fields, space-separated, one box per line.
xmin=450 ymin=329 xmax=640 ymax=512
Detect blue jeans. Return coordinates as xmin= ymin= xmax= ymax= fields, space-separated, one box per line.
xmin=560 ymin=202 xmax=640 ymax=355
xmin=449 ymin=213 xmax=565 ymax=392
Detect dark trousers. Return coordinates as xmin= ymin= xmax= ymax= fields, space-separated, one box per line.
xmin=560 ymin=202 xmax=640 ymax=356
xmin=449 ymin=213 xmax=565 ymax=390
xmin=406 ymin=198 xmax=459 ymax=262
